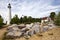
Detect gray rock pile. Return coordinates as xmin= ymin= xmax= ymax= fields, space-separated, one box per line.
xmin=6 ymin=23 xmax=40 ymax=38
xmin=6 ymin=22 xmax=55 ymax=38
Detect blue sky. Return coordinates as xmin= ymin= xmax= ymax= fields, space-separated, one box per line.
xmin=0 ymin=0 xmax=60 ymax=23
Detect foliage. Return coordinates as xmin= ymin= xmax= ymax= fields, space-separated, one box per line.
xmin=19 ymin=17 xmax=23 ymax=23
xmin=19 ymin=16 xmax=41 ymax=24
xmin=50 ymin=12 xmax=56 ymax=20
xmin=0 ymin=15 xmax=3 ymax=27
xmin=22 ymin=16 xmax=28 ymax=23
xmin=54 ymin=12 xmax=60 ymax=26
xmin=10 ymin=14 xmax=41 ymax=24
xmin=10 ymin=15 xmax=20 ymax=24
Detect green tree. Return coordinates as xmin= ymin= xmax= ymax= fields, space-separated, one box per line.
xmin=54 ymin=12 xmax=60 ymax=26
xmin=27 ymin=16 xmax=32 ymax=23
xmin=50 ymin=12 xmax=56 ymax=20
xmin=19 ymin=16 xmax=41 ymax=24
xmin=19 ymin=17 xmax=23 ymax=23
xmin=10 ymin=15 xmax=20 ymax=24
xmin=22 ymin=16 xmax=28 ymax=23
xmin=0 ymin=15 xmax=3 ymax=27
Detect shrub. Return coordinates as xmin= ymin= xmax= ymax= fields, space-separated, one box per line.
xmin=54 ymin=12 xmax=60 ymax=26
xmin=0 ymin=15 xmax=4 ymax=28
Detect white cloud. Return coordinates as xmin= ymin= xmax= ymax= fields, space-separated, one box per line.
xmin=0 ymin=0 xmax=60 ymax=23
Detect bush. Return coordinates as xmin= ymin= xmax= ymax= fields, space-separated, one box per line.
xmin=0 ymin=15 xmax=4 ymax=28
xmin=54 ymin=12 xmax=60 ymax=26
xmin=10 ymin=15 xmax=20 ymax=24
xmin=50 ymin=12 xmax=56 ymax=20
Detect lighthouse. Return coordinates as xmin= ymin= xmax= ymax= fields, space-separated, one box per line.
xmin=7 ymin=3 xmax=11 ymax=25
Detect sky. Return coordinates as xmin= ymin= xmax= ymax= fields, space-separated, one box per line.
xmin=0 ymin=0 xmax=60 ymax=23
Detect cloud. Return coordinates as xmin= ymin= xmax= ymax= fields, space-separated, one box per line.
xmin=0 ymin=0 xmax=60 ymax=23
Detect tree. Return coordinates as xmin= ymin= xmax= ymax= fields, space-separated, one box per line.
xmin=27 ymin=16 xmax=32 ymax=23
xmin=10 ymin=15 xmax=20 ymax=24
xmin=0 ymin=15 xmax=3 ymax=27
xmin=19 ymin=16 xmax=41 ymax=24
xmin=54 ymin=12 xmax=60 ymax=26
xmin=50 ymin=12 xmax=56 ymax=20
xmin=19 ymin=17 xmax=23 ymax=23
xmin=22 ymin=16 xmax=28 ymax=23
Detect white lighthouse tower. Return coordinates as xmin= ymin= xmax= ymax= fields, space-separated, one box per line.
xmin=7 ymin=3 xmax=11 ymax=25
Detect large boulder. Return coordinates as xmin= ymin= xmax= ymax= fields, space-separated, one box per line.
xmin=26 ymin=23 xmax=40 ymax=36
xmin=7 ymin=24 xmax=22 ymax=37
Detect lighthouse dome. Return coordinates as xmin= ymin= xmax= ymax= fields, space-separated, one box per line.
xmin=8 ymin=3 xmax=11 ymax=8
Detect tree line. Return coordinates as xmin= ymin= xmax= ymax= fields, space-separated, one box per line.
xmin=0 ymin=12 xmax=60 ymax=28
xmin=10 ymin=15 xmax=41 ymax=24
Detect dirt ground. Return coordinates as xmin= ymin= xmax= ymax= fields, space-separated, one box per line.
xmin=16 ymin=27 xmax=60 ymax=40
xmin=0 ymin=27 xmax=60 ymax=40
xmin=0 ymin=28 xmax=7 ymax=40
xmin=28 ymin=28 xmax=60 ymax=40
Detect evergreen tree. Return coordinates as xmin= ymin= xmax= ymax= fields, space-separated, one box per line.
xmin=28 ymin=16 xmax=32 ymax=23
xmin=10 ymin=15 xmax=20 ymax=24
xmin=19 ymin=17 xmax=23 ymax=23
xmin=22 ymin=16 xmax=28 ymax=23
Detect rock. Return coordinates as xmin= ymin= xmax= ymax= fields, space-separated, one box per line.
xmin=48 ymin=23 xmax=55 ymax=29
xmin=43 ymin=26 xmax=49 ymax=32
xmin=6 ymin=32 xmax=14 ymax=36
xmin=13 ymin=31 xmax=22 ymax=37
xmin=18 ymin=24 xmax=26 ymax=29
